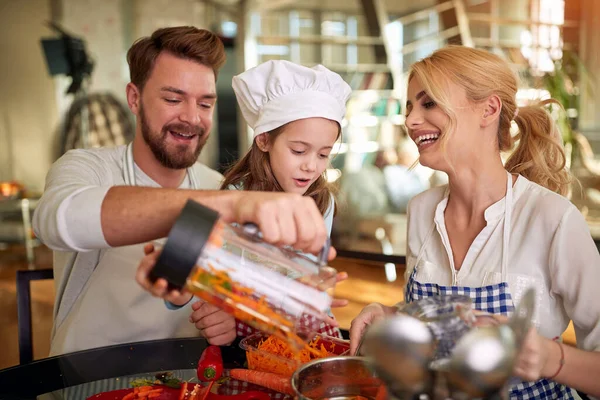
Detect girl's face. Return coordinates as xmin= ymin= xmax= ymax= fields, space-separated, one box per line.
xmin=258 ymin=118 xmax=339 ymax=195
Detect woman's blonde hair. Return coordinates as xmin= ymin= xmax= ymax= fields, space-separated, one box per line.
xmin=220 ymin=123 xmax=338 ymax=215
xmin=409 ymin=45 xmax=571 ymax=196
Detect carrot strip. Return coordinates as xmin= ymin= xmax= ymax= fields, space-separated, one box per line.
xmin=375 ymin=385 xmax=388 ymax=400
xmin=229 ymin=369 xmax=294 ymax=396
xmin=200 ymin=381 xmax=214 ymax=400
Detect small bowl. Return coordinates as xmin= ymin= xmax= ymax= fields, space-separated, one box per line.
xmin=240 ymin=332 xmax=350 ymax=377
xmin=291 ymin=356 xmax=384 ymax=400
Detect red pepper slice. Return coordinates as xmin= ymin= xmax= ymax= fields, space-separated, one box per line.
xmin=197 ymin=345 xmax=224 ymax=382
xmin=208 ymin=391 xmax=271 ymax=400
xmin=178 ymin=382 xmax=188 ymax=400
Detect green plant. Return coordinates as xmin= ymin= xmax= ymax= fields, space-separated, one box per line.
xmin=539 ymin=50 xmax=595 ymax=145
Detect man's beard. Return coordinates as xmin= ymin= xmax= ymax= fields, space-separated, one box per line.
xmin=139 ymin=103 xmax=206 ymax=169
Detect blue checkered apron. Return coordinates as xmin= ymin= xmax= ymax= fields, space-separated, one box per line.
xmin=405 ymin=172 xmax=575 ymax=400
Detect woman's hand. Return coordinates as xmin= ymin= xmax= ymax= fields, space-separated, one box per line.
xmin=513 ymin=327 xmax=556 ymax=381
xmin=349 ymin=302 xmax=397 ymax=355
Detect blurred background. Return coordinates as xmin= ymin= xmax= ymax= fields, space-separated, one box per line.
xmin=0 ymin=0 xmax=597 ymax=367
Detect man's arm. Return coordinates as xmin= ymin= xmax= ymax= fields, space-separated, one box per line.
xmin=33 ymin=151 xmax=329 ymax=255
xmin=101 ymin=186 xmax=329 ymax=255
xmin=100 ymin=186 xmax=235 ymax=246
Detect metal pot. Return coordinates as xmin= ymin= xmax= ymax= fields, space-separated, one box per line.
xmin=291 ymin=356 xmax=383 ymax=400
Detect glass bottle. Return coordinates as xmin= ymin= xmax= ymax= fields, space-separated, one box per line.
xmin=150 ymin=200 xmax=338 ymax=349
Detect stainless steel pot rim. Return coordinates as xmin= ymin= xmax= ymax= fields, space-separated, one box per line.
xmin=290 ymin=355 xmax=375 ymax=394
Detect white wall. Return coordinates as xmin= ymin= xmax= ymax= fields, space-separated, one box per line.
xmin=0 ymin=0 xmax=220 ymax=191
xmin=58 ymin=0 xmax=127 ymax=105
xmin=0 ymin=0 xmax=59 ymax=193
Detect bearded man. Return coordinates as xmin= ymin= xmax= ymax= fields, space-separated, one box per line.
xmin=33 ymin=26 xmax=331 ymax=356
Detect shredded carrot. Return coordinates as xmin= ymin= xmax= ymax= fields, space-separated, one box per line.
xmin=187 ymin=242 xmax=331 ymax=356
xmin=246 ymin=334 xmax=335 ymax=377
xmin=188 ymin=264 xmax=303 ymax=348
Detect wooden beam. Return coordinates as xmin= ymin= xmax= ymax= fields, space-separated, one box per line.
xmin=255 ymin=34 xmax=384 ymax=46
xmin=201 ymin=0 xmax=238 ymax=15
xmin=322 ymin=63 xmax=393 ymax=73
xmin=453 ymin=0 xmax=474 ymax=47
xmin=472 ymin=37 xmax=575 ymax=52
xmin=401 ymin=26 xmax=461 ymax=55
xmin=395 ymin=1 xmax=454 ymax=25
xmin=468 ymin=13 xmax=579 ymax=29
xmin=436 ymin=0 xmax=461 ymax=45
xmin=359 ymin=0 xmax=387 ymax=64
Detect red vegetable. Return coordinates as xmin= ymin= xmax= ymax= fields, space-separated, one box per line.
xmin=199 ymin=381 xmax=214 ymax=400
xmin=375 ymin=385 xmax=388 ymax=400
xmin=210 ymin=392 xmax=270 ymax=400
xmin=197 ymin=346 xmax=224 ymax=382
xmin=178 ymin=382 xmax=188 ymax=400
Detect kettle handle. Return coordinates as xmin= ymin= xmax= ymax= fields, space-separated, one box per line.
xmin=243 ymin=223 xmax=331 ymax=267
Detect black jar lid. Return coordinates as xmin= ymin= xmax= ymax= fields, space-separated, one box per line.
xmin=150 ymin=199 xmax=220 ymax=290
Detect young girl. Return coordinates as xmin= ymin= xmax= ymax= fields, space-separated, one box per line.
xmin=137 ymin=60 xmax=352 ymax=344
xmin=227 ymin=59 xmax=352 ymax=340
xmin=350 ymin=46 xmax=600 ymax=399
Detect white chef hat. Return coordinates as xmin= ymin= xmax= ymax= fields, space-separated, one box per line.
xmin=232 ymin=60 xmax=352 ymax=137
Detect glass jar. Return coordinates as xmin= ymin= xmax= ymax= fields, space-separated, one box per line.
xmin=150 ymin=200 xmax=338 ymax=349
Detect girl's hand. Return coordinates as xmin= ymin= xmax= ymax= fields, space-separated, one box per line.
xmin=136 ymin=243 xmax=193 ymax=306
xmin=331 ymin=271 xmax=349 ymax=308
xmin=190 ymin=300 xmax=237 ymax=346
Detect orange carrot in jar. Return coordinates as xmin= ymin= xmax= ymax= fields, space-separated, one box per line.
xmin=375 ymin=385 xmax=388 ymax=400
xmin=229 ymin=369 xmax=294 ymax=396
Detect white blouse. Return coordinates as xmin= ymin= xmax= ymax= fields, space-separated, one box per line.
xmin=405 ymin=175 xmax=600 ymax=352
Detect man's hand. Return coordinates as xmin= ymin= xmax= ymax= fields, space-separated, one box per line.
xmin=135 ymin=243 xmax=193 ymax=306
xmin=230 ymin=192 xmax=329 ymax=256
xmin=189 ymin=300 xmax=237 ymax=346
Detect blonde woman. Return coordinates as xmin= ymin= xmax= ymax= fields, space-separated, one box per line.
xmin=349 ymin=46 xmax=600 ymax=399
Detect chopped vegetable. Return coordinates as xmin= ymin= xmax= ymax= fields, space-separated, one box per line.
xmin=121 ymin=386 xmax=164 ymax=399
xmin=375 ymin=385 xmax=388 ymax=400
xmin=228 ymin=369 xmax=294 ymax=396
xmin=178 ymin=382 xmax=188 ymax=400
xmin=246 ymin=335 xmax=333 ymax=376
xmin=130 ymin=372 xmax=182 ymax=389
xmin=189 ymin=223 xmax=326 ymax=353
xmin=200 ymin=381 xmax=214 ymax=400
xmin=189 ymin=265 xmax=307 ymax=350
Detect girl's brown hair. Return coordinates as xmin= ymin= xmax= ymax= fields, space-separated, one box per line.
xmin=220 ymin=124 xmax=337 ymax=215
xmin=409 ymin=45 xmax=571 ymax=196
